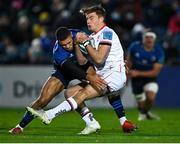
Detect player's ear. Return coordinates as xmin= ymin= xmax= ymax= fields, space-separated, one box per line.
xmin=99 ymin=16 xmax=105 ymax=23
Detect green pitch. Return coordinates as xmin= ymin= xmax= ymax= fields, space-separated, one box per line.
xmin=0 ymin=108 xmax=180 ymax=143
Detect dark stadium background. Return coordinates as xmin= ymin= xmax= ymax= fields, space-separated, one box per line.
xmin=0 ymin=0 xmax=180 ymax=143
xmin=0 ymin=0 xmax=180 ymax=107
xmin=1 ymin=0 xmax=180 ymax=65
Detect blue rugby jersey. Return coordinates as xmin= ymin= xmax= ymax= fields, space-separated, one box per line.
xmin=53 ymin=29 xmax=81 ymax=66
xmin=128 ymin=41 xmax=165 ymax=71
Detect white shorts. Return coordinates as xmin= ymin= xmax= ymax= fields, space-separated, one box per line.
xmin=135 ymin=82 xmax=159 ymax=102
xmin=143 ymin=82 xmax=159 ymax=93
xmin=97 ymin=70 xmax=127 ymax=92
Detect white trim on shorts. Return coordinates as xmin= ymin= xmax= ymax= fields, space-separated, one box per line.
xmin=143 ymin=82 xmax=159 ymax=94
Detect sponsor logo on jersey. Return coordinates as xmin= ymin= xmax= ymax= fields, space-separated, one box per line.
xmin=103 ymin=31 xmax=112 ymax=40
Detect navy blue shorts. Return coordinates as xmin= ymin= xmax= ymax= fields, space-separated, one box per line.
xmin=131 ymin=77 xmax=156 ymax=94
xmin=51 ymin=61 xmax=93 ymax=88
xmin=51 ymin=67 xmax=72 ymax=88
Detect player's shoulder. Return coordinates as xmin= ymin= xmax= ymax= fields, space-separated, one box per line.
xmin=154 ymin=43 xmax=163 ymax=50
xmin=154 ymin=43 xmax=165 ymax=55
xmin=103 ymin=26 xmax=113 ymax=31
xmin=130 ymin=41 xmax=141 ymax=49
xmin=69 ymin=28 xmax=82 ymax=36
xmin=102 ymin=26 xmax=114 ymax=34
xmin=101 ymin=26 xmax=114 ymax=40
xmin=53 ymin=40 xmax=67 ymax=52
xmin=69 ymin=28 xmax=84 ymax=40
xmin=53 ymin=40 xmax=59 ymax=50
xmin=128 ymin=41 xmax=142 ymax=53
xmin=69 ymin=28 xmax=81 ymax=33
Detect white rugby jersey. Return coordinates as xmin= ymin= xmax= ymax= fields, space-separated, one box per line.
xmin=89 ymin=26 xmax=125 ymax=74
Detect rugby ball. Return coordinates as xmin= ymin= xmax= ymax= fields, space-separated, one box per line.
xmin=79 ymin=44 xmax=88 ymax=55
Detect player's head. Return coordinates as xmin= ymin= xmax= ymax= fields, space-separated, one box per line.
xmin=142 ymin=31 xmax=156 ymax=49
xmin=55 ymin=27 xmax=73 ymax=51
xmin=80 ymin=5 xmax=106 ymax=32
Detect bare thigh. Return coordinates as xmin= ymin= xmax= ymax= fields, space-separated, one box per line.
xmin=73 ymin=84 xmax=100 ymax=105
xmin=31 ymin=76 xmax=64 ymax=109
xmin=65 ymin=84 xmax=83 ymax=99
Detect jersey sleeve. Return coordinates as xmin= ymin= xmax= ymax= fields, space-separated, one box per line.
xmin=156 ymin=45 xmax=165 ymax=64
xmin=70 ymin=29 xmax=81 ymax=39
xmin=99 ymin=31 xmax=113 ymax=46
xmin=53 ymin=41 xmax=72 ymax=66
xmin=127 ymin=42 xmax=137 ymax=56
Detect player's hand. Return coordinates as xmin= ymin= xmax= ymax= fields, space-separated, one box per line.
xmin=129 ymin=70 xmax=140 ymax=77
xmin=124 ymin=60 xmax=129 ymax=75
xmin=76 ymin=32 xmax=89 ymax=43
xmin=86 ymin=73 xmax=107 ymax=90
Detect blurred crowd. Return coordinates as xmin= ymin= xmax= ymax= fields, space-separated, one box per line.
xmin=1 ymin=0 xmax=180 ymax=65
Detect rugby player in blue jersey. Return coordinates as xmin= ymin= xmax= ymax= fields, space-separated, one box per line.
xmin=127 ymin=31 xmax=165 ymax=121
xmin=9 ymin=27 xmax=106 ymax=134
xmin=9 ymin=26 xmax=134 ymax=134
xmin=27 ymin=5 xmax=137 ymax=133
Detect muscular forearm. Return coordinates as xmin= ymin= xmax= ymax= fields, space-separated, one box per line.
xmin=75 ymin=44 xmax=88 ymax=65
xmin=136 ymin=70 xmax=160 ymax=77
xmin=86 ymin=45 xmax=104 ymax=64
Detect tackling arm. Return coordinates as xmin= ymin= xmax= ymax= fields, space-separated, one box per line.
xmin=76 ymin=32 xmax=111 ymax=65
xmin=75 ymin=43 xmax=88 ymax=65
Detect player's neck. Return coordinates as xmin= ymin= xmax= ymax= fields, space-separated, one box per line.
xmin=144 ymin=45 xmax=153 ymax=51
xmin=94 ymin=24 xmax=106 ymax=34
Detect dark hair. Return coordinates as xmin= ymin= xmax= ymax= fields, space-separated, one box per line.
xmin=80 ymin=5 xmax=106 ymax=17
xmin=55 ymin=27 xmax=71 ymax=41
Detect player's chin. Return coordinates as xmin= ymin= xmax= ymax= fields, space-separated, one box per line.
xmin=67 ymin=47 xmax=73 ymax=51
xmin=88 ymin=26 xmax=93 ymax=31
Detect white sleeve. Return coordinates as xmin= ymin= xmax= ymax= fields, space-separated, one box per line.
xmin=99 ymin=31 xmax=113 ymax=46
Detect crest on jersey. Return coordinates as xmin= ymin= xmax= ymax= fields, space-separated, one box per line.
xmin=103 ymin=31 xmax=112 ymax=40
xmin=135 ymin=52 xmax=140 ymax=58
xmin=151 ymin=56 xmax=156 ymax=61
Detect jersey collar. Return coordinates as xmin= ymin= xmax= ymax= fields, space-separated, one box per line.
xmin=92 ymin=24 xmax=106 ymax=35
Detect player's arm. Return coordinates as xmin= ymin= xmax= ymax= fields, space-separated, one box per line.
xmin=61 ymin=59 xmax=107 ymax=88
xmin=86 ymin=44 xmax=110 ymax=65
xmin=130 ymin=63 xmax=163 ymax=77
xmin=129 ymin=45 xmax=165 ymax=78
xmin=127 ymin=53 xmax=163 ymax=78
xmin=126 ymin=41 xmax=137 ymax=70
xmin=75 ymin=43 xmax=88 ymax=65
xmin=126 ymin=53 xmax=133 ymax=69
xmin=76 ymin=32 xmax=111 ymax=65
xmin=86 ymin=66 xmax=107 ymax=90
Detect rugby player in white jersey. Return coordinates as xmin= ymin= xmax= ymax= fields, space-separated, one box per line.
xmin=27 ymin=5 xmax=137 ymax=133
